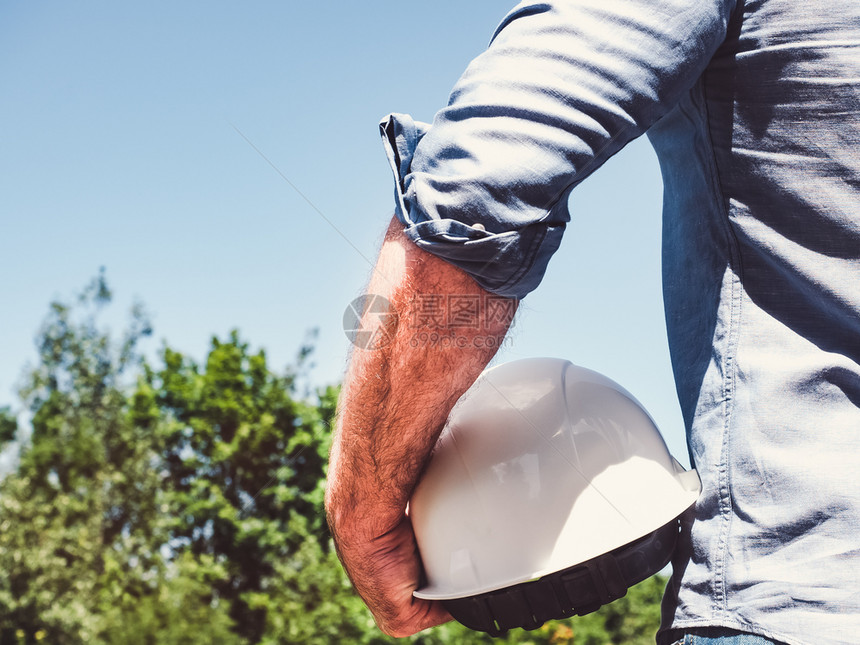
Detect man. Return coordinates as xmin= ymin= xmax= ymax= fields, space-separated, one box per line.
xmin=326 ymin=1 xmax=860 ymax=643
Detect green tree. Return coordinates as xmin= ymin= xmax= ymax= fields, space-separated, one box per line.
xmin=0 ymin=273 xmax=161 ymax=644
xmin=0 ymin=408 xmax=15 ymax=451
xmin=98 ymin=551 xmax=243 ymax=645
xmin=148 ymin=331 xmax=333 ymax=642
xmin=0 ymin=275 xmax=239 ymax=644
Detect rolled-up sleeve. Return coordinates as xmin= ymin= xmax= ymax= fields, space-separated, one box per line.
xmin=381 ymin=0 xmax=736 ymax=299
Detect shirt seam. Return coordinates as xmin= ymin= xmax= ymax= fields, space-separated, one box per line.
xmin=699 ymin=59 xmax=746 ymax=619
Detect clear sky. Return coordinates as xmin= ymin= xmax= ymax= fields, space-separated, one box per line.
xmin=0 ymin=2 xmax=688 ymax=464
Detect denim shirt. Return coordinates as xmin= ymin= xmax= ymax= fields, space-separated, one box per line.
xmin=381 ymin=1 xmax=860 ymax=643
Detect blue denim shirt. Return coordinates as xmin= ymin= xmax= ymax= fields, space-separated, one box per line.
xmin=381 ymin=1 xmax=860 ymax=643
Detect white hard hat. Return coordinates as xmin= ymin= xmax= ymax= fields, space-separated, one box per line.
xmin=410 ymin=358 xmax=700 ymax=635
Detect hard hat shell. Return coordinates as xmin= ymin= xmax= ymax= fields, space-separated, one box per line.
xmin=410 ymin=358 xmax=700 ymax=608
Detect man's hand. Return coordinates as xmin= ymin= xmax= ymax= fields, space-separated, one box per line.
xmin=333 ymin=516 xmax=451 ymax=637
xmin=326 ymin=217 xmax=516 ymax=637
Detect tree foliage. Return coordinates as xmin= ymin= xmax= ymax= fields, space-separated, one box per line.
xmin=0 ymin=278 xmax=666 ymax=644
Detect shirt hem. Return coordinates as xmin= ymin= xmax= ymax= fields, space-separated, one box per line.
xmin=659 ymin=618 xmax=805 ymax=645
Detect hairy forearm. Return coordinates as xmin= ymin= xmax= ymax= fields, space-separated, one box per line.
xmin=325 ymin=217 xmax=515 ymax=634
xmin=328 ymin=217 xmax=515 ymax=536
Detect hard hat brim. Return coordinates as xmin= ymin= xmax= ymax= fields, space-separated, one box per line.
xmin=429 ymin=518 xmax=682 ymax=636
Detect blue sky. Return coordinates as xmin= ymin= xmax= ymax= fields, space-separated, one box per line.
xmin=1 ymin=1 xmax=687 ymax=464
